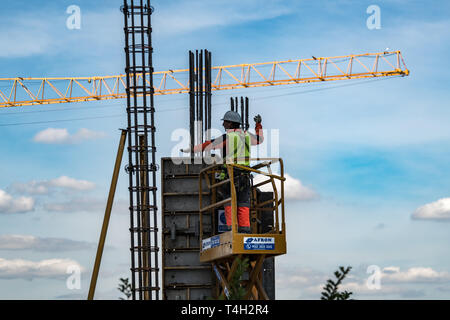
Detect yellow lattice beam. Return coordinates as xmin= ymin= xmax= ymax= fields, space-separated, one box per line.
xmin=0 ymin=51 xmax=408 ymax=108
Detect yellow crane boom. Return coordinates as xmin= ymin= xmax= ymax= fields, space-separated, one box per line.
xmin=0 ymin=51 xmax=408 ymax=108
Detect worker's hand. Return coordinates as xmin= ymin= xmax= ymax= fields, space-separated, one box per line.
xmin=254 ymin=114 xmax=262 ymax=124
xmin=180 ymin=147 xmax=191 ymax=153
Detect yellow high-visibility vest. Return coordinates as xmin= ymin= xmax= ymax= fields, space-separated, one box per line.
xmin=226 ymin=130 xmax=251 ymax=166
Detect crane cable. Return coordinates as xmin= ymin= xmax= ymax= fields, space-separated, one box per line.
xmin=0 ymin=75 xmax=403 ymax=127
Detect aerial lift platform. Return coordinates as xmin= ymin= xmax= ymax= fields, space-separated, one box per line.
xmin=198 ymin=158 xmax=287 ymax=299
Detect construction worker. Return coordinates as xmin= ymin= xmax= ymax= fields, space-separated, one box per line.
xmin=181 ymin=111 xmax=263 ymax=233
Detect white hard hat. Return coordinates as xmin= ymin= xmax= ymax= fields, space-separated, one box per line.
xmin=221 ymin=111 xmax=241 ymax=124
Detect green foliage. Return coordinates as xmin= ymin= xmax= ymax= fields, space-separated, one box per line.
xmin=215 ymin=257 xmax=250 ymax=300
xmin=320 ymin=266 xmax=353 ymax=300
xmin=118 ymin=277 xmax=132 ymax=300
xmin=227 ymin=257 xmax=249 ymax=300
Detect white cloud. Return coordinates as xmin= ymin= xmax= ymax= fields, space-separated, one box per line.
xmin=0 ymin=258 xmax=84 ymax=280
xmin=152 ymin=0 xmax=292 ymax=36
xmin=33 ymin=128 xmax=106 ymax=144
xmin=43 ymin=197 xmax=128 ymax=214
xmin=0 ymin=1 xmax=292 ymax=60
xmin=0 ymin=235 xmax=93 ymax=251
xmin=335 ymin=266 xmax=450 ymax=297
xmin=338 ymin=281 xmax=424 ymax=298
xmin=253 ymin=173 xmax=318 ymax=201
xmin=276 ymin=264 xmax=450 ymax=299
xmin=11 ymin=180 xmax=49 ymax=195
xmin=0 ymin=30 xmax=51 ymax=58
xmin=284 ymin=174 xmax=318 ymax=201
xmin=0 ymin=14 xmax=53 ymax=58
xmin=33 ymin=128 xmax=69 ymax=144
xmin=0 ymin=190 xmax=34 ymax=214
xmin=11 ymin=176 xmax=95 ymax=195
xmin=338 ymin=266 xmax=450 ymax=298
xmin=411 ymin=198 xmax=450 ymax=221
xmin=383 ymin=266 xmax=400 ymax=274
xmin=277 ymin=267 xmax=326 ymax=290
xmin=47 ymin=176 xmax=95 ymax=191
xmin=381 ymin=266 xmax=450 ymax=283
xmin=44 ymin=197 xmax=105 ymax=213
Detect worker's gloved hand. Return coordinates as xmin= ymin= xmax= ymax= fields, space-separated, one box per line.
xmin=254 ymin=114 xmax=262 ymax=124
xmin=180 ymin=147 xmax=191 ymax=153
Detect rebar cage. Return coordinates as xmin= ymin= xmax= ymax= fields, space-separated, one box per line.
xmin=122 ymin=0 xmax=159 ymax=300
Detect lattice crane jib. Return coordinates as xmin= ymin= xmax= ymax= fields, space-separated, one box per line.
xmin=0 ymin=51 xmax=409 ymax=108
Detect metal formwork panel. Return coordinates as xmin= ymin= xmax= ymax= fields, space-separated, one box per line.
xmin=161 ymin=158 xmax=215 ymax=300
xmin=259 ymin=191 xmax=276 ymax=300
xmin=161 ymin=158 xmax=277 ymax=300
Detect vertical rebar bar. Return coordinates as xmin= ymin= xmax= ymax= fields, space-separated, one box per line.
xmin=199 ymin=50 xmax=203 ymax=145
xmin=204 ymin=50 xmax=208 ymax=137
xmin=207 ymin=50 xmax=212 ymax=138
xmin=139 ymin=134 xmax=150 ymax=300
xmin=138 ymin=0 xmax=152 ymax=300
xmin=129 ymin=1 xmax=143 ymax=301
xmin=245 ymin=97 xmax=249 ymax=131
xmin=122 ymin=1 xmax=137 ymax=301
xmin=240 ymin=96 xmax=244 ymax=129
xmin=146 ymin=1 xmax=159 ymax=298
xmin=189 ymin=51 xmax=195 ymax=159
xmin=195 ymin=50 xmax=199 ymax=147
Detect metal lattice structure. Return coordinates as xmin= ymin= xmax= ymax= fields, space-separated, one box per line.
xmin=122 ymin=0 xmax=159 ymax=300
xmin=0 ymin=51 xmax=409 ymax=108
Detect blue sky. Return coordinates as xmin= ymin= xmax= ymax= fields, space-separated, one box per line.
xmin=0 ymin=0 xmax=450 ymax=300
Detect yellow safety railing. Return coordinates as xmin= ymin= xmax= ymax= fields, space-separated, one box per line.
xmin=199 ymin=158 xmax=286 ymax=241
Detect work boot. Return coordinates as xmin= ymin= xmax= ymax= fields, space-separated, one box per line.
xmin=238 ymin=226 xmax=251 ymax=234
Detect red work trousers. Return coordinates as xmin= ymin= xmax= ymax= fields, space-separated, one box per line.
xmin=224 ymin=206 xmax=250 ymax=228
xmin=223 ymin=169 xmax=251 ymax=228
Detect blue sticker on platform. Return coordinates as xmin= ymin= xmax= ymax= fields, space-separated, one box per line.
xmin=202 ymin=235 xmax=221 ymax=250
xmin=243 ymin=237 xmax=275 ymax=250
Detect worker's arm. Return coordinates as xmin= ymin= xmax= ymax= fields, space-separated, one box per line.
xmin=181 ymin=134 xmax=226 ymax=153
xmin=249 ymin=114 xmax=264 ymax=145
